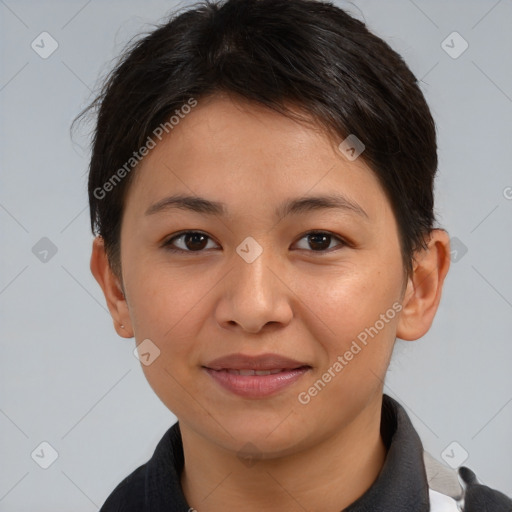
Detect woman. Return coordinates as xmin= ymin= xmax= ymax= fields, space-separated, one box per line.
xmin=82 ymin=0 xmax=512 ymax=510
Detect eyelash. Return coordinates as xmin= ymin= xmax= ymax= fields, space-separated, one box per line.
xmin=161 ymin=230 xmax=349 ymax=255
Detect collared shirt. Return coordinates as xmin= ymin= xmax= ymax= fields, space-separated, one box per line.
xmin=99 ymin=394 xmax=511 ymax=511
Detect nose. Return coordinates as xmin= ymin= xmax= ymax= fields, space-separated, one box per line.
xmin=215 ymin=243 xmax=294 ymax=334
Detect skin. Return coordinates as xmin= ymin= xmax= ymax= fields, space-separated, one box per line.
xmin=91 ymin=92 xmax=450 ymax=511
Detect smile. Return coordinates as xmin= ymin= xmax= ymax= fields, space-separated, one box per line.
xmin=203 ymin=366 xmax=311 ymax=398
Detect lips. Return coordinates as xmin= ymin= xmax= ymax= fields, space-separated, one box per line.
xmin=202 ymin=353 xmax=311 ymax=398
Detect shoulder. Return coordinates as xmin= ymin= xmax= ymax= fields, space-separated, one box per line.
xmin=458 ymin=466 xmax=512 ymax=512
xmin=99 ymin=463 xmax=147 ymax=512
xmin=424 ymin=451 xmax=512 ymax=512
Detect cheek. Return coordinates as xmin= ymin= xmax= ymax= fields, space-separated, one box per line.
xmin=126 ymin=259 xmax=212 ymax=338
xmin=290 ymin=256 xmax=402 ymax=403
xmin=292 ymin=254 xmax=402 ymax=345
xmin=126 ymin=267 xmax=212 ymax=419
xmin=124 ymin=260 xmax=225 ymax=402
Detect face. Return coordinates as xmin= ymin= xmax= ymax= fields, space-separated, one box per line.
xmin=115 ymin=93 xmax=407 ymax=456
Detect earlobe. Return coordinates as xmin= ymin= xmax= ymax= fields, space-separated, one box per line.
xmin=396 ymin=229 xmax=451 ymax=341
xmin=90 ymin=236 xmax=134 ymax=338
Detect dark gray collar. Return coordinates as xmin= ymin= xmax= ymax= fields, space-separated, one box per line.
xmin=343 ymin=394 xmax=430 ymax=511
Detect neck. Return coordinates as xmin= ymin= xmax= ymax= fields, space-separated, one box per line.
xmin=179 ymin=395 xmax=387 ymax=512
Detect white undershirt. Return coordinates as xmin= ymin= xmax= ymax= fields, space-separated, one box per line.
xmin=429 ymin=488 xmax=461 ymax=511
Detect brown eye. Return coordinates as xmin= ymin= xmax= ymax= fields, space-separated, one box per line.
xmin=183 ymin=232 xmax=208 ymax=251
xmin=307 ymin=233 xmax=331 ymax=251
xmin=294 ymin=231 xmax=346 ymax=252
xmin=163 ymin=231 xmax=218 ymax=253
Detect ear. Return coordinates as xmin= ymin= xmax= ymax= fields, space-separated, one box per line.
xmin=90 ymin=236 xmax=133 ymax=338
xmin=396 ymin=229 xmax=451 ymax=341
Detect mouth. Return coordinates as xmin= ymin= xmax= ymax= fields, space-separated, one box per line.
xmin=202 ymin=353 xmax=311 ymax=398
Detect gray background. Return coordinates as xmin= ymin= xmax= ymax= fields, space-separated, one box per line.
xmin=1 ymin=0 xmax=511 ymax=510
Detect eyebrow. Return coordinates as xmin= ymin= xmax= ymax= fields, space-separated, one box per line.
xmin=144 ymin=193 xmax=369 ymax=220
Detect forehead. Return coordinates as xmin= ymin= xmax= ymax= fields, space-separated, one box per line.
xmin=123 ymin=94 xmax=390 ymax=223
